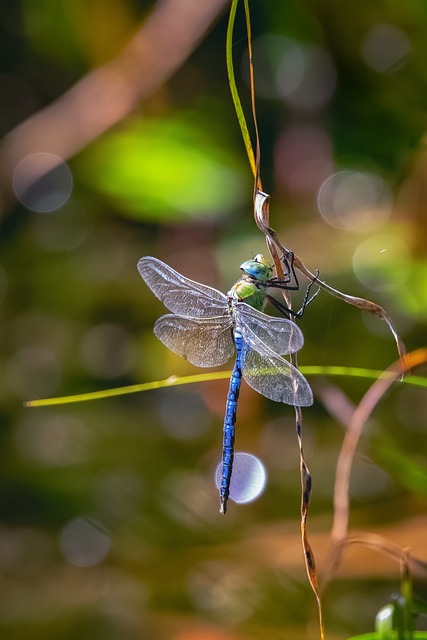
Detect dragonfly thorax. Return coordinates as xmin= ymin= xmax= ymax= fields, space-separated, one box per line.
xmin=227 ymin=255 xmax=273 ymax=312
xmin=228 ymin=279 xmax=268 ymax=312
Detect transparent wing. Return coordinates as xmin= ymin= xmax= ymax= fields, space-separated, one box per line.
xmin=154 ymin=314 xmax=235 ymax=367
xmin=241 ymin=324 xmax=313 ymax=406
xmin=235 ymin=303 xmax=304 ymax=354
xmin=138 ymin=257 xmax=228 ymax=318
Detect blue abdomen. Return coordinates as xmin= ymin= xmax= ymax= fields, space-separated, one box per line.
xmin=219 ymin=331 xmax=244 ymax=514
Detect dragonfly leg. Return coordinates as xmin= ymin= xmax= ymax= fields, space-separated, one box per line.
xmin=267 ymin=294 xmax=293 ymax=318
xmin=295 ymin=269 xmax=321 ymax=317
xmin=266 ymin=252 xmax=295 ymax=289
xmin=267 ymin=269 xmax=320 ymax=318
xmin=266 ymin=252 xmax=300 ymax=291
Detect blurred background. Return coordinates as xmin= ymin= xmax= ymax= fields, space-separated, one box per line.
xmin=1 ymin=0 xmax=427 ymax=638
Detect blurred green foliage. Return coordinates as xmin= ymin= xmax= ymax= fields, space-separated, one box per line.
xmin=1 ymin=0 xmax=427 ymax=639
xmin=77 ymin=113 xmax=249 ymax=220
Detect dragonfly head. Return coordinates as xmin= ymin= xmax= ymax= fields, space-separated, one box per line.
xmin=240 ymin=254 xmax=273 ymax=282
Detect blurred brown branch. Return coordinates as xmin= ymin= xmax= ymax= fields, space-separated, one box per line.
xmin=0 ymin=0 xmax=229 ymax=216
xmin=326 ymin=348 xmax=427 ymax=579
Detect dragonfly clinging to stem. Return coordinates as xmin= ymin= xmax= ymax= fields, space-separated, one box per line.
xmin=138 ymin=253 xmax=318 ymax=513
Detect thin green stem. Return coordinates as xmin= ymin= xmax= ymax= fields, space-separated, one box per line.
xmin=24 ymin=366 xmax=427 ymax=408
xmin=226 ymin=0 xmax=257 ymax=179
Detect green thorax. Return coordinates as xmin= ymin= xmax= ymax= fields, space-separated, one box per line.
xmin=227 ymin=254 xmax=273 ymax=312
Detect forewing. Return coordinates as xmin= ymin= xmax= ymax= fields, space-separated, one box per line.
xmin=235 ymin=303 xmax=304 ymax=355
xmin=154 ymin=314 xmax=235 ymax=367
xmin=138 ymin=257 xmax=228 ymax=318
xmin=241 ymin=325 xmax=313 ymax=406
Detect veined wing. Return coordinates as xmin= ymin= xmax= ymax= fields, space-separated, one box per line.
xmin=241 ymin=324 xmax=313 ymax=406
xmin=235 ymin=303 xmax=304 ymax=355
xmin=154 ymin=314 xmax=235 ymax=367
xmin=138 ymin=257 xmax=228 ymax=318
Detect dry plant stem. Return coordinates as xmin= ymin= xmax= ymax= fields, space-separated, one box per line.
xmin=254 ymin=191 xmax=325 ymax=640
xmin=291 ymin=253 xmax=406 ymax=360
xmin=338 ymin=534 xmax=427 ymax=577
xmin=295 ymin=404 xmax=326 ymax=640
xmin=0 ymin=0 xmax=229 ymax=215
xmin=328 ymin=348 xmax=427 ymax=577
xmin=254 ymin=191 xmax=406 ymax=361
xmin=255 ymin=190 xmax=411 ymax=591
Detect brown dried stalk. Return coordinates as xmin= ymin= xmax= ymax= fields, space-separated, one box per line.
xmin=254 ymin=190 xmax=406 ymax=362
xmin=327 ymin=348 xmax=427 ymax=577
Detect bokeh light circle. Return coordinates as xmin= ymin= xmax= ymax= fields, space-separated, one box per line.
xmin=247 ymin=36 xmax=336 ymax=111
xmin=13 ymin=152 xmax=73 ymax=213
xmin=158 ymin=389 xmax=211 ymax=440
xmin=317 ymin=170 xmax=392 ymax=230
xmin=352 ymin=234 xmax=411 ymax=291
xmin=275 ymin=124 xmax=334 ymax=196
xmin=60 ymin=517 xmax=111 ymax=567
xmin=80 ymin=323 xmax=135 ymax=379
xmin=248 ymin=35 xmax=300 ymax=99
xmin=7 ymin=346 xmax=61 ymax=400
xmin=277 ymin=44 xmax=336 ymax=111
xmin=362 ymin=24 xmax=411 ymax=73
xmin=14 ymin=414 xmax=90 ymax=466
xmin=215 ymin=452 xmax=267 ymax=505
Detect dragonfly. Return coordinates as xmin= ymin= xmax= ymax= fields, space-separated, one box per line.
xmin=138 ymin=254 xmax=316 ymax=514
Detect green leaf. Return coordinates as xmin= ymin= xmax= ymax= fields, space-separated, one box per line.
xmin=75 ymin=114 xmax=248 ymax=221
xmin=226 ymin=0 xmax=256 ymax=179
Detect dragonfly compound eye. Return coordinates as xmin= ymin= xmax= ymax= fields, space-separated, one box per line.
xmin=240 ymin=256 xmax=272 ymax=281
